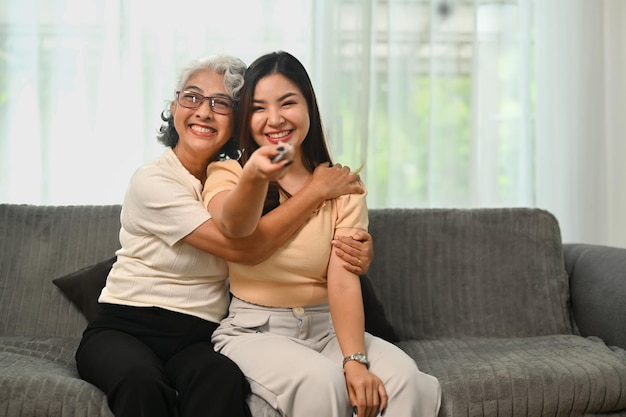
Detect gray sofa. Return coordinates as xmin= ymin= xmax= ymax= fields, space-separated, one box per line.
xmin=1 ymin=204 xmax=625 ymax=417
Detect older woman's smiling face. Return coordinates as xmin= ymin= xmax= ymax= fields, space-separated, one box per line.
xmin=171 ymin=69 xmax=234 ymax=160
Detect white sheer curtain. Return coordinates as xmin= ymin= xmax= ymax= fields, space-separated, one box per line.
xmin=311 ymin=1 xmax=534 ymax=209
xmin=0 ymin=0 xmax=315 ymax=204
xmin=1 ymin=0 xmax=624 ymax=247
xmin=535 ymin=0 xmax=626 ymax=248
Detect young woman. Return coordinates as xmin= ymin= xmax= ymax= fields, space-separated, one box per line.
xmin=75 ymin=54 xmax=373 ymax=417
xmin=203 ymin=51 xmax=441 ymax=417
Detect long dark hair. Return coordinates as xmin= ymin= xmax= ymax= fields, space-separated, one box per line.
xmin=238 ymin=51 xmax=332 ymax=169
xmin=237 ymin=51 xmax=333 ymax=213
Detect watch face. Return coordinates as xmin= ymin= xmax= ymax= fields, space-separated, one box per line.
xmin=343 ymin=352 xmax=370 ymax=369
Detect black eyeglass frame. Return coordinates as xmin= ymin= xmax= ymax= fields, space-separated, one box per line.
xmin=175 ymin=90 xmax=234 ymax=115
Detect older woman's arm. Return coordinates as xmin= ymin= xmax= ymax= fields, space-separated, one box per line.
xmin=184 ymin=163 xmax=373 ymax=270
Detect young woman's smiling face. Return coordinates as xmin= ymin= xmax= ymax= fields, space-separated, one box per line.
xmin=250 ymin=73 xmax=310 ymax=154
xmin=171 ymin=69 xmax=234 ymax=159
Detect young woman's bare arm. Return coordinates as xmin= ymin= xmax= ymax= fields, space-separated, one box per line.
xmin=209 ymin=145 xmax=291 ymax=238
xmin=327 ymin=250 xmax=388 ymax=417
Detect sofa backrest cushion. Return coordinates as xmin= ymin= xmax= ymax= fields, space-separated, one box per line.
xmin=0 ymin=204 xmax=122 ymax=337
xmin=367 ymin=208 xmax=573 ymax=340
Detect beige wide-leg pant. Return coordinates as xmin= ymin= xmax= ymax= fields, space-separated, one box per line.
xmin=212 ymin=297 xmax=441 ymax=417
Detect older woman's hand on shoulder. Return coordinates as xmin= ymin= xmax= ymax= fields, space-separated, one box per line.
xmin=307 ymin=162 xmax=364 ymax=201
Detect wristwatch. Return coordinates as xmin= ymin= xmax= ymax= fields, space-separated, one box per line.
xmin=342 ymin=352 xmax=370 ymax=369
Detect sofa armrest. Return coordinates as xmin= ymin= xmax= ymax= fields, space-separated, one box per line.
xmin=564 ymin=243 xmax=626 ymax=350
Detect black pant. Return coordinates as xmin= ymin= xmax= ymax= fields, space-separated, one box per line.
xmin=76 ymin=303 xmax=252 ymax=417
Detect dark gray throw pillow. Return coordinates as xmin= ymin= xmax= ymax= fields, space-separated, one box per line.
xmin=52 ymin=256 xmax=115 ymax=322
xmin=52 ymin=257 xmax=399 ymax=342
xmin=360 ymin=274 xmax=399 ymax=342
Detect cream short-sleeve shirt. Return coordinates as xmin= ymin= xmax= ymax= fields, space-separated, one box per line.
xmin=99 ymin=149 xmax=230 ymax=323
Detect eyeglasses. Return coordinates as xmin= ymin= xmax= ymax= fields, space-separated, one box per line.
xmin=176 ymin=90 xmax=234 ymax=115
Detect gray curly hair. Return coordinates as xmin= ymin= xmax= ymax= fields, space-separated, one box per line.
xmin=157 ymin=54 xmax=247 ymax=150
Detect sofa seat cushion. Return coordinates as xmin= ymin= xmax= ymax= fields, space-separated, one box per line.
xmin=0 ymin=336 xmax=80 ymax=373
xmin=0 ymin=336 xmax=113 ymax=417
xmin=0 ymin=336 xmax=281 ymax=417
xmin=400 ymin=335 xmax=626 ymax=417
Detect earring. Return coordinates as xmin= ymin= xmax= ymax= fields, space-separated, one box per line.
xmin=218 ymin=149 xmax=244 ymax=161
